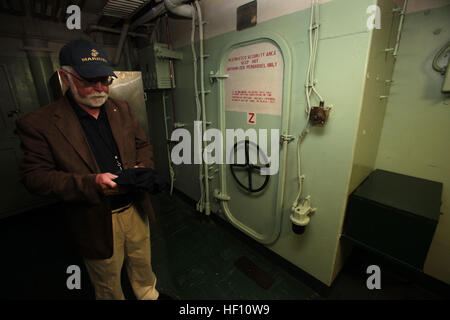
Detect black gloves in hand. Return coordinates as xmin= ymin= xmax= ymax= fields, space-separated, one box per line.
xmin=113 ymin=168 xmax=169 ymax=194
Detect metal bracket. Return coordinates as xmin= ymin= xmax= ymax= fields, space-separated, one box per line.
xmin=280 ymin=134 xmax=295 ymax=144
xmin=196 ymin=20 xmax=209 ymax=26
xmin=393 ymin=8 xmax=405 ymax=15
xmin=214 ymin=189 xmax=231 ymax=201
xmin=209 ymin=71 xmax=229 ymax=83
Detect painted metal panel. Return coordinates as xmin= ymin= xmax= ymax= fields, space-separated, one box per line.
xmin=108 ymin=71 xmax=149 ymax=138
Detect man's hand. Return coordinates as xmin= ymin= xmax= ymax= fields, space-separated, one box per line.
xmin=95 ymin=172 xmax=118 ymax=193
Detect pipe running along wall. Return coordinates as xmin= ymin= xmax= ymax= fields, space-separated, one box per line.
xmin=163 ymin=0 xmax=210 ymax=215
xmin=290 ymin=0 xmax=325 ymax=231
xmin=113 ymin=22 xmax=130 ymax=66
xmin=190 ymin=4 xmax=205 ymax=213
xmin=194 ymin=0 xmax=211 ymax=215
xmin=164 ymin=0 xmax=195 ymax=18
xmin=87 ymin=25 xmax=149 ymax=39
xmin=393 ymin=0 xmax=408 ymax=58
xmin=162 ymin=92 xmax=176 ymax=195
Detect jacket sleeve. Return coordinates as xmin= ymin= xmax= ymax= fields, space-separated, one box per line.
xmin=127 ymin=102 xmax=155 ymax=169
xmin=15 ymin=116 xmax=104 ymax=204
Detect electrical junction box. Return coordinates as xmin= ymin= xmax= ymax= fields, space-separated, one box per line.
xmin=138 ymin=42 xmax=183 ymax=90
xmin=343 ymin=169 xmax=442 ymax=270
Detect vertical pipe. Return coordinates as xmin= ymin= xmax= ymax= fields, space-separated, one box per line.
xmin=195 ymin=0 xmax=210 ymax=215
xmin=162 ymin=92 xmax=175 ymax=195
xmin=190 ymin=5 xmax=205 ymax=212
xmin=113 ymin=22 xmax=130 ymax=66
xmin=165 ymin=16 xmax=177 ymax=123
xmin=124 ymin=38 xmax=133 ymax=70
xmin=393 ymin=0 xmax=408 ymax=57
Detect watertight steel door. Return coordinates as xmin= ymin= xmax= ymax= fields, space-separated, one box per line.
xmin=217 ymin=36 xmax=292 ymax=244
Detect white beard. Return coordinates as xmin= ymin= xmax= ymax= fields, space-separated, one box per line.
xmin=68 ymin=78 xmax=108 ymax=108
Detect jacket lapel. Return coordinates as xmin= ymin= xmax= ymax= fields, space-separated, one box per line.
xmin=104 ymin=99 xmax=127 ymax=167
xmin=53 ymin=96 xmax=100 ymax=173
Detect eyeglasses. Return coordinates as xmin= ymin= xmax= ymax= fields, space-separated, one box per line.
xmin=64 ymin=70 xmax=114 ymax=87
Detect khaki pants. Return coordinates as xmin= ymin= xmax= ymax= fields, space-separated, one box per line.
xmin=84 ymin=203 xmax=158 ymax=300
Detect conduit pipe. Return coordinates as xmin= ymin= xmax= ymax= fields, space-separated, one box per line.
xmin=162 ymin=92 xmax=176 ymax=195
xmin=112 ymin=22 xmax=130 ymax=66
xmin=163 ymin=0 xmax=209 ymax=214
xmin=290 ymin=0 xmax=323 ymax=233
xmin=164 ymin=0 xmax=195 ymax=18
xmin=393 ymin=0 xmax=408 ymax=57
xmin=195 ymin=0 xmax=210 ymax=215
xmin=87 ymin=25 xmax=149 ymax=39
xmin=190 ymin=5 xmax=205 ymax=213
xmin=165 ymin=16 xmax=177 ymax=123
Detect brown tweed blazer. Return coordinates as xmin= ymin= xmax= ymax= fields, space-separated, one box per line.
xmin=15 ymin=95 xmax=156 ymax=259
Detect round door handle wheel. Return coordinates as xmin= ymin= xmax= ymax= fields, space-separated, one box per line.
xmin=229 ymin=140 xmax=270 ymax=193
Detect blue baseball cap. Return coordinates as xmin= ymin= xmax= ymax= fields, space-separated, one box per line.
xmin=59 ymin=38 xmax=117 ymax=79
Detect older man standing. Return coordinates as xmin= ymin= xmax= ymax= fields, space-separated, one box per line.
xmin=15 ymin=38 xmax=159 ymax=300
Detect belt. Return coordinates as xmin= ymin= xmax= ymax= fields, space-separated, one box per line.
xmin=111 ymin=202 xmax=133 ymax=214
